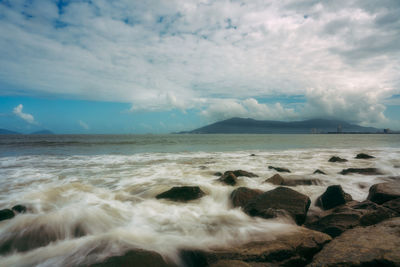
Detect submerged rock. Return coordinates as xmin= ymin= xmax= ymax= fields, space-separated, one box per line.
xmin=264 ymin=174 xmax=320 ymax=186
xmin=268 ymin=166 xmax=291 ymax=173
xmin=90 ymin=249 xmax=177 ymax=267
xmin=0 ymin=209 xmax=14 ymax=222
xmin=367 ymin=182 xmax=400 ymax=204
xmin=313 ymin=169 xmax=326 ymax=175
xmin=309 ymin=218 xmax=400 ymax=267
xmin=180 ymin=227 xmax=331 ymax=267
xmin=264 ymin=173 xmax=284 ymax=185
xmin=316 ymin=185 xmax=353 ymax=210
xmin=355 ymin=153 xmax=375 ymax=159
xmin=340 ymin=168 xmax=382 ymax=175
xmin=218 ymin=172 xmax=237 ymax=186
xmin=213 ymin=172 xmax=223 ymax=177
xmin=244 ymin=187 xmax=311 ymax=225
xmin=12 ymin=205 xmax=27 ymax=213
xmin=225 ymin=170 xmax=258 ymax=178
xmin=156 ymin=186 xmax=205 ymax=202
xmin=230 ymin=187 xmax=263 ymax=208
xmin=328 ymin=156 xmax=347 ymax=163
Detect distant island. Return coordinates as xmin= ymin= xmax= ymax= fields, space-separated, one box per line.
xmin=180 ymin=118 xmax=389 ymax=134
xmin=0 ymin=129 xmax=54 ymax=135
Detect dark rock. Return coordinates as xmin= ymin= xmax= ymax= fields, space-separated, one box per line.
xmin=218 ymin=172 xmax=238 ymax=186
xmin=12 ymin=205 xmax=27 ymax=213
xmin=359 ymin=206 xmax=398 ymax=226
xmin=313 ymin=169 xmax=326 ymax=175
xmin=367 ymin=182 xmax=400 ymax=204
xmin=180 ymin=227 xmax=331 ymax=267
xmin=268 ymin=166 xmax=291 ymax=173
xmin=250 ymin=154 xmax=256 ymax=157
xmin=230 ymin=187 xmax=263 ymax=208
xmin=156 ymin=186 xmax=205 ymax=202
xmin=308 ymin=218 xmax=400 ymax=266
xmin=264 ymin=174 xmax=284 ymax=185
xmin=0 ymin=209 xmax=14 ymax=221
xmin=355 ymin=153 xmax=375 ymax=159
xmin=316 ymin=185 xmax=353 ymax=210
xmin=90 ymin=249 xmax=177 ymax=267
xmin=383 ymin=198 xmax=400 ymax=214
xmin=328 ymin=156 xmax=347 ymax=163
xmin=244 ymin=187 xmax=311 ymax=225
xmin=340 ymin=168 xmax=382 ymax=175
xmin=306 ymin=212 xmax=362 ymax=237
xmin=225 ymin=170 xmax=258 ymax=178
xmin=213 ymin=172 xmax=223 ymax=177
xmin=209 ymin=260 xmax=251 ymax=267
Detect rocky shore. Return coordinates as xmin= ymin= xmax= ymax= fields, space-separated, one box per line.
xmin=1 ymin=153 xmax=399 ymax=266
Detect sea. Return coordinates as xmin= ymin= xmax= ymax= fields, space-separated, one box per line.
xmin=0 ymin=134 xmax=399 ymax=266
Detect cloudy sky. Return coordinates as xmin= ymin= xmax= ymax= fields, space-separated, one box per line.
xmin=0 ymin=0 xmax=399 ymax=133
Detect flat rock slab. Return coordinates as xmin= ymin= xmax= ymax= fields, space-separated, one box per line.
xmin=340 ymin=168 xmax=382 ymax=175
xmin=268 ymin=166 xmax=291 ymax=173
xmin=225 ymin=170 xmax=258 ymax=178
xmin=308 ymin=218 xmax=400 ymax=266
xmin=156 ymin=186 xmax=205 ymax=202
xmin=328 ymin=156 xmax=347 ymax=163
xmin=367 ymin=182 xmax=400 ymax=204
xmin=265 ymin=174 xmax=321 ymax=186
xmin=181 ymin=227 xmax=331 ymax=267
xmin=244 ymin=187 xmax=311 ymax=225
xmin=355 ymin=153 xmax=374 ymax=159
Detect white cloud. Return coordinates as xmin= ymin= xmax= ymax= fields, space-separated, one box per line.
xmin=13 ymin=104 xmax=37 ymax=124
xmin=1 ymin=0 xmax=399 ymax=126
xmin=78 ymin=120 xmax=89 ymax=130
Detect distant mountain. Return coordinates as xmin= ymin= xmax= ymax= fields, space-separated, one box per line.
xmin=30 ymin=130 xmax=54 ymax=135
xmin=0 ymin=129 xmax=21 ymax=134
xmin=184 ymin=118 xmax=382 ymax=134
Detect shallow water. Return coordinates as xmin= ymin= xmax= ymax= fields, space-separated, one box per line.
xmin=0 ymin=134 xmax=399 ymax=266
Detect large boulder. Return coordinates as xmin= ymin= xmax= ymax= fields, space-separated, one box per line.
xmin=328 ymin=156 xmax=347 ymax=163
xmin=340 ymin=168 xmax=382 ymax=175
xmin=90 ymin=249 xmax=177 ymax=267
xmin=218 ymin=172 xmax=238 ymax=186
xmin=0 ymin=209 xmax=14 ymax=222
xmin=355 ymin=153 xmax=375 ymax=159
xmin=244 ymin=187 xmax=311 ymax=225
xmin=181 ymin=227 xmax=331 ymax=267
xmin=230 ymin=187 xmax=263 ymax=208
xmin=308 ymin=218 xmax=400 ymax=266
xmin=315 ymin=185 xmax=352 ymax=210
xmin=367 ymin=182 xmax=400 ymax=204
xmin=268 ymin=166 xmax=291 ymax=173
xmin=156 ymin=186 xmax=205 ymax=202
xmin=226 ymin=170 xmax=258 ymax=178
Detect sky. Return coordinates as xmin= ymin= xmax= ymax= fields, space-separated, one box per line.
xmin=0 ymin=0 xmax=400 ymax=133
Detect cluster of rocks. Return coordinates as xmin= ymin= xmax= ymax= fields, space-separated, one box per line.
xmin=0 ymin=205 xmax=27 ymax=222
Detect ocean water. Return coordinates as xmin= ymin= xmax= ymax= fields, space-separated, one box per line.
xmin=0 ymin=134 xmax=399 ymax=266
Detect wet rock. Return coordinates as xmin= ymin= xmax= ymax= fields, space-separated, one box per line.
xmin=367 ymin=182 xmax=400 ymax=204
xmin=359 ymin=206 xmax=398 ymax=226
xmin=180 ymin=227 xmax=331 ymax=267
xmin=90 ymin=249 xmax=177 ymax=267
xmin=244 ymin=187 xmax=311 ymax=225
xmin=250 ymin=154 xmax=256 ymax=157
xmin=218 ymin=172 xmax=238 ymax=186
xmin=12 ymin=205 xmax=27 ymax=213
xmin=340 ymin=167 xmax=382 ymax=175
xmin=213 ymin=172 xmax=223 ymax=177
xmin=306 ymin=212 xmax=362 ymax=238
xmin=230 ymin=187 xmax=263 ymax=208
xmin=328 ymin=156 xmax=347 ymax=163
xmin=355 ymin=153 xmax=375 ymax=159
xmin=209 ymin=260 xmax=251 ymax=267
xmin=225 ymin=170 xmax=258 ymax=178
xmin=313 ymin=169 xmax=326 ymax=175
xmin=264 ymin=174 xmax=284 ymax=185
xmin=0 ymin=209 xmax=14 ymax=222
xmin=156 ymin=186 xmax=205 ymax=202
xmin=308 ymin=218 xmax=400 ymax=267
xmin=268 ymin=166 xmax=291 ymax=173
xmin=265 ymin=174 xmax=320 ymax=186
xmin=316 ymin=185 xmax=353 ymax=210
xmin=383 ymin=198 xmax=400 ymax=214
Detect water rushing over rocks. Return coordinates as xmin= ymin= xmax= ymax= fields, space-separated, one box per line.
xmin=0 ymin=134 xmax=399 ymax=266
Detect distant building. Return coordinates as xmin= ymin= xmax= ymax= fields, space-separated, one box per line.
xmin=384 ymin=128 xmax=390 ymax=134
xmin=337 ymin=124 xmax=342 ymax=133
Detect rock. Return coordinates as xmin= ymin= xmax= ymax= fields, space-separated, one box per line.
xmin=367 ymin=182 xmax=400 ymax=204
xmin=316 ymin=185 xmax=353 ymax=210
xmin=383 ymin=198 xmax=400 ymax=214
xmin=230 ymin=187 xmax=263 ymax=208
xmin=264 ymin=174 xmax=284 ymax=185
xmin=0 ymin=209 xmax=14 ymax=221
xmin=359 ymin=206 xmax=398 ymax=226
xmin=181 ymin=227 xmax=331 ymax=267
xmin=313 ymin=169 xmax=326 ymax=175
xmin=213 ymin=172 xmax=223 ymax=177
xmin=244 ymin=187 xmax=311 ymax=225
xmin=268 ymin=166 xmax=291 ymax=173
xmin=306 ymin=212 xmax=362 ymax=238
xmin=210 ymin=260 xmax=251 ymax=267
xmin=156 ymin=186 xmax=205 ymax=202
xmin=250 ymin=154 xmax=256 ymax=157
xmin=340 ymin=168 xmax=382 ymax=175
xmin=12 ymin=205 xmax=27 ymax=213
xmin=355 ymin=153 xmax=375 ymax=159
xmin=218 ymin=172 xmax=238 ymax=186
xmin=225 ymin=170 xmax=258 ymax=178
xmin=328 ymin=156 xmax=347 ymax=163
xmin=90 ymin=249 xmax=177 ymax=267
xmin=308 ymin=218 xmax=400 ymax=267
